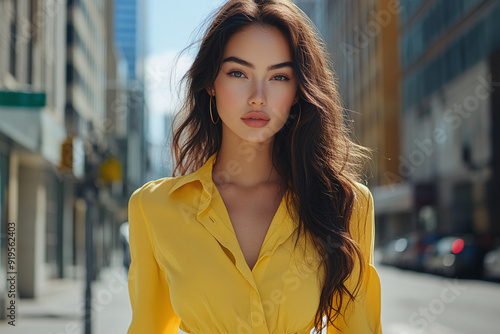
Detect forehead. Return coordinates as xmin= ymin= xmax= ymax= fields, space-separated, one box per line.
xmin=222 ymin=25 xmax=292 ymax=64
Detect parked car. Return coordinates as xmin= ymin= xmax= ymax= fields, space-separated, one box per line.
xmin=483 ymin=245 xmax=500 ymax=281
xmin=380 ymin=231 xmax=443 ymax=271
xmin=381 ymin=238 xmax=406 ymax=267
xmin=406 ymin=231 xmax=443 ymax=272
xmin=422 ymin=235 xmax=484 ymax=278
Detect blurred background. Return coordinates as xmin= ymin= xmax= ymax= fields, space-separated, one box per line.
xmin=0 ymin=0 xmax=500 ymax=333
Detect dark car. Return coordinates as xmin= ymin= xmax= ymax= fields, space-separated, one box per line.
xmin=396 ymin=232 xmax=424 ymax=270
xmin=402 ymin=231 xmax=443 ymax=272
xmin=422 ymin=235 xmax=484 ymax=278
xmin=380 ymin=231 xmax=443 ymax=271
xmin=381 ymin=238 xmax=406 ymax=267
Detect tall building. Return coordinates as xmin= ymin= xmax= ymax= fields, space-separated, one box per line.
xmin=147 ymin=113 xmax=175 ymax=181
xmin=113 ymin=0 xmax=149 ymax=196
xmin=398 ymin=0 xmax=500 ymax=239
xmin=66 ymin=0 xmax=107 ymax=138
xmin=0 ymin=0 xmax=134 ymax=321
xmin=0 ymin=0 xmax=68 ymax=304
xmin=65 ymin=0 xmax=110 ymax=275
xmin=321 ymin=0 xmax=402 ymax=243
xmin=104 ymin=0 xmax=131 ymax=270
xmin=114 ymin=0 xmax=146 ymax=81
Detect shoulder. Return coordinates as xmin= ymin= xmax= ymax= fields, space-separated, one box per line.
xmin=352 ymin=181 xmax=373 ymax=213
xmin=349 ymin=181 xmax=375 ymax=263
xmin=350 ymin=181 xmax=374 ymax=227
xmin=128 ymin=176 xmax=181 ymax=208
xmin=127 ymin=176 xmax=191 ymax=239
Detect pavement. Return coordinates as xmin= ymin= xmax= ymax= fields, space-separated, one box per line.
xmin=0 ymin=253 xmax=132 ymax=334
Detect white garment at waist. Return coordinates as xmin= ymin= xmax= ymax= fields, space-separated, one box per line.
xmin=178 ymin=329 xmax=189 ymax=334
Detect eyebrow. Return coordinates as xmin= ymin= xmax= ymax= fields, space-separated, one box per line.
xmin=222 ymin=56 xmax=293 ymax=71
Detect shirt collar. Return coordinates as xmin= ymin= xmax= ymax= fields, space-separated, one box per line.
xmin=168 ymin=152 xmax=218 ymax=195
xmin=167 ymin=152 xmax=299 ymax=282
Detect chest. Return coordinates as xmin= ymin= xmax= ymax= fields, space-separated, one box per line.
xmin=161 ymin=192 xmax=324 ymax=334
xmin=216 ymin=185 xmax=284 ymax=271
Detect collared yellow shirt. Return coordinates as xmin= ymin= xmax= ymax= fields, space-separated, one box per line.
xmin=127 ymin=153 xmax=382 ymax=334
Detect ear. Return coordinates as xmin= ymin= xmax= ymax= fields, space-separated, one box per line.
xmin=206 ymin=88 xmax=215 ymax=96
xmin=293 ymin=95 xmax=299 ymax=105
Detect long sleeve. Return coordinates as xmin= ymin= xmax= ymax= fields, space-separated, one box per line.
xmin=127 ymin=188 xmax=181 ymax=334
xmin=328 ymin=186 xmax=383 ymax=334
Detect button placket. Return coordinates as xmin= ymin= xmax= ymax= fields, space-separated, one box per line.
xmin=249 ymin=289 xmax=270 ymax=334
xmin=198 ymin=209 xmax=260 ymax=293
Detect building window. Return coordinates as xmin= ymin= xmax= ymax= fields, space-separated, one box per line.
xmin=9 ymin=0 xmax=17 ymax=77
xmin=27 ymin=0 xmax=35 ymax=85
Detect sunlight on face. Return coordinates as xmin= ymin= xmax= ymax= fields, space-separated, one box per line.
xmin=212 ymin=24 xmax=298 ymax=143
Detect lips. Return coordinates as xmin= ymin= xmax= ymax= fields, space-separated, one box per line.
xmin=241 ymin=111 xmax=270 ymax=121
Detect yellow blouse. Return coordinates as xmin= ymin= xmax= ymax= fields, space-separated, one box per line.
xmin=127 ymin=153 xmax=383 ymax=334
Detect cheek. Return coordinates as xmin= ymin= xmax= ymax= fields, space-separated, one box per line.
xmin=271 ymin=88 xmax=297 ymax=115
xmin=214 ymin=78 xmax=245 ymax=108
xmin=218 ymin=87 xmax=239 ymax=106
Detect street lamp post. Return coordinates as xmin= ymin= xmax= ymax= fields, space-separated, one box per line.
xmin=83 ymin=148 xmax=99 ymax=334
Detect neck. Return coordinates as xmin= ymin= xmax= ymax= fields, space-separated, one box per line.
xmin=212 ymin=127 xmax=283 ymax=189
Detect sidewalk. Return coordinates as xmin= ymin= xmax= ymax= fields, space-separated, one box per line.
xmin=0 ymin=258 xmax=132 ymax=334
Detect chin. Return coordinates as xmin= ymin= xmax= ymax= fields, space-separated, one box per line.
xmin=223 ymin=121 xmax=280 ymax=144
xmin=244 ymin=131 xmax=276 ymax=143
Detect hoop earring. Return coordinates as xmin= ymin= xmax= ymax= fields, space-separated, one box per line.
xmin=210 ymin=95 xmax=219 ymax=124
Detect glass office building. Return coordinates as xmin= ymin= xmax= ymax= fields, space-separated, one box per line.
xmin=114 ymin=0 xmax=146 ymax=80
xmin=399 ymin=0 xmax=500 ymax=237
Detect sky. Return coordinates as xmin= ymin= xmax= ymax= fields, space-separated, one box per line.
xmin=145 ymin=0 xmax=226 ymax=142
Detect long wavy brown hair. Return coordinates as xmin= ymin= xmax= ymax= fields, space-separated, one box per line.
xmin=171 ymin=0 xmax=371 ymax=331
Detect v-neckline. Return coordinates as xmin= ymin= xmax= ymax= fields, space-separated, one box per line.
xmin=211 ymin=182 xmax=287 ymax=273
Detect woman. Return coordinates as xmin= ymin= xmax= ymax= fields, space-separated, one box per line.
xmin=127 ymin=0 xmax=382 ymax=333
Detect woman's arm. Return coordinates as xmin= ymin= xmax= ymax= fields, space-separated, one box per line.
xmin=127 ymin=187 xmax=181 ymax=334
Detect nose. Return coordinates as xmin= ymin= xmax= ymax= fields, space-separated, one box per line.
xmin=248 ymin=82 xmax=266 ymax=107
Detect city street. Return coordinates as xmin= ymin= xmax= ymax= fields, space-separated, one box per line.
xmin=379 ymin=263 xmax=500 ymax=334
xmin=0 ymin=256 xmax=132 ymax=334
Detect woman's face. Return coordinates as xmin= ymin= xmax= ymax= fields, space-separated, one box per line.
xmin=212 ymin=24 xmax=298 ymax=143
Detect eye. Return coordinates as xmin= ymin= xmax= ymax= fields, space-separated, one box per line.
xmin=272 ymin=75 xmax=290 ymax=81
xmin=228 ymin=71 xmax=246 ymax=78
